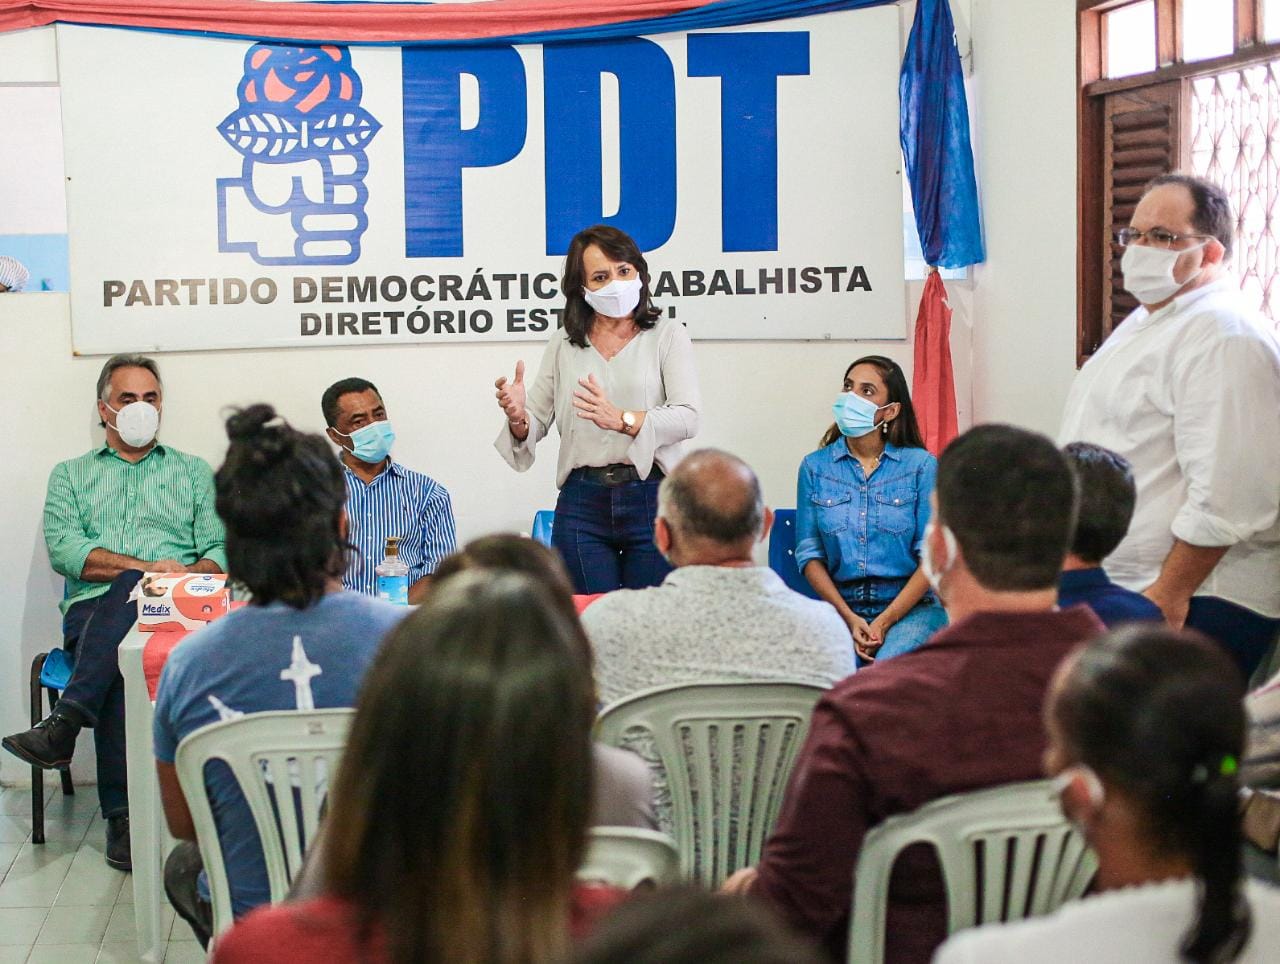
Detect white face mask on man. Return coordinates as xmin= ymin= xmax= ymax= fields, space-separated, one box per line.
xmin=104 ymin=400 xmax=160 ymax=448
xmin=1120 ymin=240 xmax=1207 ymax=305
xmin=921 ymin=520 xmax=958 ymax=599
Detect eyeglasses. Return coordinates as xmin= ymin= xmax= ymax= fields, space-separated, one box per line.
xmin=1115 ymin=227 xmax=1212 ymax=248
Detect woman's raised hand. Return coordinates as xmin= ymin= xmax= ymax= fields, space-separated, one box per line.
xmin=495 ymin=361 xmax=527 ymax=425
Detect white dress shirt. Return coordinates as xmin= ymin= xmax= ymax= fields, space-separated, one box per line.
xmin=934 ymin=878 xmax=1280 ymax=964
xmin=495 ymin=315 xmax=701 ymax=487
xmin=1059 ymin=277 xmax=1280 ymax=617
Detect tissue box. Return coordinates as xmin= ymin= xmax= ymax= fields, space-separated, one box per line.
xmin=136 ymin=573 xmax=230 ymax=632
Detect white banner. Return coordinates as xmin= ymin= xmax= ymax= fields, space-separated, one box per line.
xmin=58 ymin=9 xmax=905 ymax=353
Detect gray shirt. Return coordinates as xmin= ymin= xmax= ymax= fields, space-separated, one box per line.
xmin=584 ymin=565 xmax=856 ymax=707
xmin=495 ymin=315 xmax=701 ymax=487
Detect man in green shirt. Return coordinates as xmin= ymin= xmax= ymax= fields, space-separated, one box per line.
xmin=3 ymin=354 xmax=226 ymax=870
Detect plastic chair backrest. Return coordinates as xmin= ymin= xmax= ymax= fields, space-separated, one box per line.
xmin=174 ymin=709 xmax=353 ymax=938
xmin=595 ymin=680 xmax=826 ymax=887
xmin=39 ymin=648 xmax=74 ymax=690
xmin=531 ymin=510 xmax=555 ymax=546
xmin=767 ymin=509 xmax=819 ymax=599
xmin=848 ymin=779 xmax=1098 ymax=964
xmin=578 ymin=827 xmax=682 ymax=890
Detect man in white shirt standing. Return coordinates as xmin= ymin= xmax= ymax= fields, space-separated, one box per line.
xmin=1060 ymin=173 xmax=1280 ymax=679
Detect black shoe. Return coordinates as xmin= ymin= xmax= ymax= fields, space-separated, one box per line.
xmin=2 ymin=709 xmax=81 ymax=770
xmin=106 ymin=814 xmax=131 ymax=872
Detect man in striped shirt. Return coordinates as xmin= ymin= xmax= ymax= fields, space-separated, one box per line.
xmin=322 ymin=378 xmax=456 ymax=603
xmin=3 ymin=354 xmax=226 ymax=870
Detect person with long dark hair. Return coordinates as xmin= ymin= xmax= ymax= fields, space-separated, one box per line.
xmin=493 ymin=224 xmax=700 ymax=594
xmin=795 ymin=355 xmax=945 ymax=661
xmin=152 ymin=404 xmax=405 ymax=946
xmin=937 ymin=625 xmax=1280 ymax=963
xmin=211 ymin=571 xmax=626 ymax=964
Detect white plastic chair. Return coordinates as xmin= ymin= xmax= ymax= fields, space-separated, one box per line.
xmin=595 ymin=680 xmax=826 ymax=887
xmin=174 ymin=708 xmax=354 ymax=939
xmin=848 ymin=779 xmax=1098 ymax=964
xmin=578 ymin=827 xmax=682 ymax=889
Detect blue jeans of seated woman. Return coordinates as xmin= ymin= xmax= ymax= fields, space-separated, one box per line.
xmin=553 ymin=470 xmax=672 ymax=595
xmin=840 ymin=576 xmax=948 ymax=663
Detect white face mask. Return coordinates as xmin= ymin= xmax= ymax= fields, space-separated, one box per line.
xmin=921 ymin=521 xmax=957 ymax=598
xmin=1051 ymin=764 xmax=1106 ymax=832
xmin=583 ymin=277 xmax=643 ymax=318
xmin=105 ymin=400 xmax=160 ymax=448
xmin=1121 ymin=240 xmax=1207 ymax=305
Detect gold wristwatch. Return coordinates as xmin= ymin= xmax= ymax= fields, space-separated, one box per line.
xmin=621 ymin=411 xmax=637 ymax=435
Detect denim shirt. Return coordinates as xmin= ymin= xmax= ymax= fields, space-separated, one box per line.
xmin=795 ymin=441 xmax=937 ymax=583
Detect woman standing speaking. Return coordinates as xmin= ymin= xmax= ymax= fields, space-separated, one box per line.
xmin=494 ymin=225 xmax=700 ymax=594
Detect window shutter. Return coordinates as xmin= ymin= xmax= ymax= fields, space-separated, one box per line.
xmin=1099 ymin=81 xmax=1187 ymax=344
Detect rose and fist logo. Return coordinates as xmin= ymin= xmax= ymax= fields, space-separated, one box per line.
xmin=216 ymin=44 xmax=381 ymax=266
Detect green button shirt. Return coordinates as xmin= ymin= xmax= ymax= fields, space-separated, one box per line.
xmin=43 ymin=444 xmax=227 ymax=614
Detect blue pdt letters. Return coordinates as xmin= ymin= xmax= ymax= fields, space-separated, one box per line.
xmin=687 ymin=33 xmax=810 ymax=253
xmin=543 ymin=40 xmax=677 ymax=255
xmin=401 ymin=33 xmax=811 ymax=259
xmin=402 ymin=46 xmax=527 ymax=258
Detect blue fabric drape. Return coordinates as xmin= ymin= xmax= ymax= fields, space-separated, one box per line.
xmin=900 ymin=0 xmax=984 ymax=268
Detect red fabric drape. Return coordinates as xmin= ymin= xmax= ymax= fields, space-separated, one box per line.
xmin=911 ymin=271 xmax=958 ymax=457
xmin=0 ymin=0 xmax=713 ymax=42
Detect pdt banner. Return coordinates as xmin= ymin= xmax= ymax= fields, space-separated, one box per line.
xmin=57 ymin=9 xmax=905 ymax=354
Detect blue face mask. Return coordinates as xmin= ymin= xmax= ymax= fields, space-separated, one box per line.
xmin=832 ymin=392 xmax=889 ymax=438
xmin=334 ymin=420 xmax=396 ymax=464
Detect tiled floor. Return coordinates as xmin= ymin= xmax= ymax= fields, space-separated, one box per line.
xmin=0 ymin=781 xmax=203 ymax=963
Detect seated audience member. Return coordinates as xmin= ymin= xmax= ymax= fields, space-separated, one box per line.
xmin=153 ymin=405 xmax=405 ymax=947
xmin=1244 ymin=667 xmax=1280 ymax=789
xmin=212 ymin=571 xmax=627 ymax=964
xmin=722 ymin=424 xmax=1105 ymax=963
xmin=583 ymin=448 xmax=855 ymax=708
xmin=288 ymin=535 xmax=657 ymax=904
xmin=796 ymin=355 xmax=946 ymax=662
xmin=1058 ymin=443 xmax=1163 ymax=627
xmin=432 ymin=535 xmax=657 ymax=829
xmin=572 ymin=887 xmax=823 ymax=964
xmin=322 ymin=377 xmax=456 ymax=603
xmin=936 ymin=625 xmax=1280 ymax=963
xmin=3 ymin=354 xmax=226 ymax=870
xmin=0 ymin=254 xmax=30 ymax=291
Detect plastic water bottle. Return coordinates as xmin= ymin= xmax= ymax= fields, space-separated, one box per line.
xmin=375 ymin=536 xmax=410 ymax=605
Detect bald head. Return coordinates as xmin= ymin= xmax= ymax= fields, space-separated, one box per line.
xmin=658 ymin=449 xmax=766 ymax=554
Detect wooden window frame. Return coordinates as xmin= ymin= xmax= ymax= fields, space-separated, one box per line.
xmin=1078 ymin=0 xmax=1269 ymax=364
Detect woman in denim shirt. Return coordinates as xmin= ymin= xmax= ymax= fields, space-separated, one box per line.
xmin=796 ymin=356 xmax=947 ymax=662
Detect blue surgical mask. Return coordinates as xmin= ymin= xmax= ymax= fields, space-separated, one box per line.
xmin=832 ymin=392 xmax=889 ymax=438
xmin=334 ymin=420 xmax=395 ymax=464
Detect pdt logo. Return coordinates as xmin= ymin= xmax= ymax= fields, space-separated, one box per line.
xmin=217 ymin=44 xmax=381 ymax=266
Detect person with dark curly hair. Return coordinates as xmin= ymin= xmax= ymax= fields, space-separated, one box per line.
xmin=153 ymin=404 xmax=406 ymax=947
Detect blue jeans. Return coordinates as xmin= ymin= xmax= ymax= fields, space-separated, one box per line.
xmin=1186 ymin=595 xmax=1280 ymax=682
xmin=59 ymin=569 xmax=144 ymax=818
xmin=839 ymin=576 xmax=948 ymax=662
xmin=552 ymin=470 xmax=671 ymax=594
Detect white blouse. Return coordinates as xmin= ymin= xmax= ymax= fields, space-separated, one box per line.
xmin=934 ymin=878 xmax=1280 ymax=964
xmin=495 ymin=315 xmax=701 ymax=487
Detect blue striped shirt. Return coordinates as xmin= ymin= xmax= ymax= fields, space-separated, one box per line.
xmin=341 ymin=460 xmax=457 ymax=595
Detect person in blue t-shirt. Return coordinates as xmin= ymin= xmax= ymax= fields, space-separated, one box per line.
xmin=1058 ymin=442 xmax=1164 ymax=628
xmin=796 ymin=356 xmax=947 ymax=662
xmin=153 ymin=404 xmax=405 ymax=948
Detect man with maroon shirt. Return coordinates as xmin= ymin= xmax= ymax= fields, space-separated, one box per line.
xmin=723 ymin=424 xmax=1105 ymax=963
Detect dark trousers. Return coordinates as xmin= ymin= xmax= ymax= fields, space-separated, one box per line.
xmin=165 ymin=841 xmax=213 ymax=948
xmin=1187 ymin=595 xmax=1280 ymax=682
xmin=59 ymin=570 xmax=144 ymax=818
xmin=552 ymin=471 xmax=672 ymax=595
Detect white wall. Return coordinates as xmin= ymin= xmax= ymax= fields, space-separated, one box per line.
xmin=0 ymin=0 xmax=1087 ymax=788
